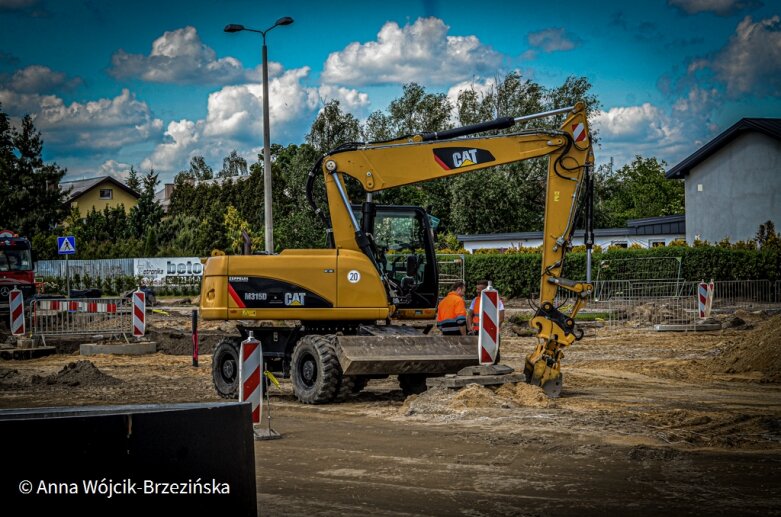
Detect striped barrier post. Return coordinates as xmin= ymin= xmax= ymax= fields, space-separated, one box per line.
xmin=239 ymin=331 xmax=262 ymax=424
xmin=706 ymin=279 xmax=715 ymax=318
xmin=478 ymin=283 xmax=500 ymax=365
xmin=9 ymin=287 xmax=25 ymax=336
xmin=697 ymin=281 xmax=708 ymax=319
xmin=132 ymin=289 xmax=145 ymax=337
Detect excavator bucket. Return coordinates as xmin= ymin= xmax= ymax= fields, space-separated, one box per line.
xmin=524 ymin=341 xmax=564 ymax=398
xmin=335 ymin=334 xmax=478 ymax=376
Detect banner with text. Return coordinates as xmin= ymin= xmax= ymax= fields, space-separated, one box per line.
xmin=134 ymin=257 xmax=203 ymax=286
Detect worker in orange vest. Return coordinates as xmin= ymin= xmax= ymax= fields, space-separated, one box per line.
xmin=467 ymin=279 xmax=505 ymax=335
xmin=436 ymin=281 xmax=468 ymax=335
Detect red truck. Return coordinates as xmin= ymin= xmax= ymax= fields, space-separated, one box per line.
xmin=0 ymin=230 xmax=36 ymax=313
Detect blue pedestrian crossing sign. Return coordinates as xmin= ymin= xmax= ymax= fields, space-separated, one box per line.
xmin=57 ymin=236 xmax=76 ymax=255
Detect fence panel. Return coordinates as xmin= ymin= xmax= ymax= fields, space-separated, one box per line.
xmin=35 ymin=259 xmax=134 ymax=279
xmin=436 ymin=254 xmax=465 ymax=297
xmin=31 ymin=298 xmax=133 ymax=341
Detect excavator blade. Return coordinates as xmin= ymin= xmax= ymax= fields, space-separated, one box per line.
xmin=335 ymin=335 xmax=479 ymax=376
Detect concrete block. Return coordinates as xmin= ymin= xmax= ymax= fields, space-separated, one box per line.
xmin=427 ymin=372 xmax=525 ymax=389
xmin=80 ymin=341 xmax=156 ymax=356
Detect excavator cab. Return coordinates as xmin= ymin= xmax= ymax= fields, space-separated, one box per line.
xmin=355 ymin=204 xmax=438 ymax=315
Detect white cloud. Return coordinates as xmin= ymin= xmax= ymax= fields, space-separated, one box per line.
xmin=667 ymin=0 xmax=762 ymax=16
xmin=142 ymin=67 xmax=370 ymax=176
xmin=594 ymin=103 xmax=679 ymax=144
xmin=1 ymin=65 xmax=81 ymax=93
xmin=321 ymin=17 xmax=502 ymax=86
xmin=527 ymin=28 xmax=581 ymax=53
xmin=109 ymin=26 xmax=279 ymax=85
xmin=592 ymin=92 xmax=721 ymax=168
xmin=99 ymin=159 xmax=133 ymax=178
xmin=0 ymin=88 xmax=163 ymax=153
xmin=706 ymin=15 xmax=781 ymax=97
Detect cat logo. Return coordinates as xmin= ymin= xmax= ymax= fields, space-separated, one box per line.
xmin=284 ymin=292 xmax=307 ymax=306
xmin=433 ymin=147 xmax=495 ymax=171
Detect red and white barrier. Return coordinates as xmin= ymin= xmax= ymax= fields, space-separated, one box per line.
xmin=697 ymin=280 xmax=715 ymax=319
xmin=9 ymin=287 xmax=25 ymax=336
xmin=132 ymin=289 xmax=145 ymax=337
xmin=239 ymin=332 xmax=262 ymax=424
xmin=478 ymin=284 xmax=500 ymax=365
xmin=37 ymin=300 xmax=118 ymax=313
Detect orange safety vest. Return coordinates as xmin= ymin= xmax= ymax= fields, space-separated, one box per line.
xmin=436 ymin=291 xmax=467 ymax=333
xmin=471 ymin=295 xmax=503 ymax=329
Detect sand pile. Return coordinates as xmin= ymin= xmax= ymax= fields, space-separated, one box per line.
xmin=32 ymin=360 xmax=122 ymax=387
xmin=495 ymin=382 xmax=550 ymax=408
xmin=711 ymin=314 xmax=781 ymax=382
xmin=401 ymin=382 xmax=551 ymax=416
xmin=628 ymin=303 xmax=681 ymax=325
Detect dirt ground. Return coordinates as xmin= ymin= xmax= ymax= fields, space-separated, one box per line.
xmin=1 ymin=310 xmax=781 ymax=515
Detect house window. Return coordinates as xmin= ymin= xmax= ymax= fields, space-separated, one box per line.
xmin=650 ymin=240 xmax=666 ymax=247
xmin=99 ymin=189 xmax=113 ymax=200
xmin=610 ymin=241 xmax=628 ymax=248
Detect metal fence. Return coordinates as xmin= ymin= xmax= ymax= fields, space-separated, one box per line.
xmin=545 ymin=279 xmax=781 ymax=329
xmin=31 ymin=298 xmax=134 ymax=343
xmin=436 ymin=254 xmax=465 ymax=297
xmin=36 ymin=258 xmax=134 ymax=279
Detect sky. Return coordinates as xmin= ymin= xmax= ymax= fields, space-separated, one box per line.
xmin=0 ymin=0 xmax=779 ymax=183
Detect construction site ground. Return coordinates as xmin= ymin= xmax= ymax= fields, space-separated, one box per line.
xmin=1 ymin=307 xmax=780 ymax=515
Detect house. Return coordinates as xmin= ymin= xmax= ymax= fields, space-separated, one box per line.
xmin=60 ymin=176 xmax=140 ymax=218
xmin=457 ymin=215 xmax=685 ymax=253
xmin=666 ymin=118 xmax=781 ymax=244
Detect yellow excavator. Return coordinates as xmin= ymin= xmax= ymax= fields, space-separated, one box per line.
xmin=201 ymin=102 xmax=594 ymax=402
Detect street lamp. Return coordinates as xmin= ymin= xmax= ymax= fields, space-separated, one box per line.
xmin=225 ymin=16 xmax=294 ymax=253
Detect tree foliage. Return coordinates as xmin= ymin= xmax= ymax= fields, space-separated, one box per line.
xmin=0 ymin=107 xmax=68 ymax=238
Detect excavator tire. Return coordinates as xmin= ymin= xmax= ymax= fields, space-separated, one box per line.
xmin=351 ymin=376 xmax=370 ymax=394
xmin=291 ymin=335 xmax=342 ymax=404
xmin=212 ymin=337 xmax=241 ymax=399
xmin=398 ymin=373 xmax=428 ymax=396
xmin=333 ymin=376 xmax=356 ymax=402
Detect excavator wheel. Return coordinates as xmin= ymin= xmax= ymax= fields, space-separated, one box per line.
xmin=291 ymin=335 xmax=342 ymax=404
xmin=212 ymin=337 xmax=241 ymax=399
xmin=333 ymin=376 xmax=356 ymax=402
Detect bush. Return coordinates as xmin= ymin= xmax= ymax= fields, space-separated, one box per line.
xmin=462 ymin=245 xmax=780 ymax=298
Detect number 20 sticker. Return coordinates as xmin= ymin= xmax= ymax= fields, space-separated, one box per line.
xmin=347 ymin=270 xmax=361 ymax=283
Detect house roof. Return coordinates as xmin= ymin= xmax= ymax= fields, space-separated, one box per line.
xmin=666 ymin=118 xmax=781 ymax=179
xmin=60 ymin=176 xmax=140 ymax=203
xmin=457 ymin=215 xmax=685 ymax=243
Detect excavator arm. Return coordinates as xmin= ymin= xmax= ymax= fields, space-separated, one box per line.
xmin=313 ymin=102 xmax=595 ymax=396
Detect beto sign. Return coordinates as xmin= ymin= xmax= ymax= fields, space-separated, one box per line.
xmin=134 ymin=257 xmax=203 ymax=285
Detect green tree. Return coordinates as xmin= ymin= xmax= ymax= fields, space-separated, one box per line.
xmin=0 ymin=109 xmax=68 ymax=237
xmin=190 ymin=155 xmax=214 ymax=180
xmin=307 ymin=100 xmax=361 ymax=153
xmin=126 ymin=165 xmax=140 ymax=192
xmin=601 ymin=156 xmax=685 ymax=226
xmin=129 ymin=169 xmax=164 ymax=239
xmin=219 ymin=150 xmax=248 ymax=178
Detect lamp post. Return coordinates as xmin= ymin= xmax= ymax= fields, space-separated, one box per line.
xmin=225 ymin=16 xmax=294 ymax=253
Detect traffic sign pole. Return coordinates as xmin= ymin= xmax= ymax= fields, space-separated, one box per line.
xmin=57 ymin=236 xmax=76 ymax=297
